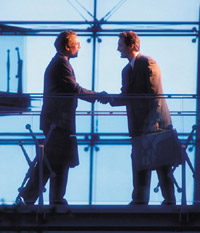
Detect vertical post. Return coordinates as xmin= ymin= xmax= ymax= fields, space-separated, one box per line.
xmin=194 ymin=6 xmax=200 ymax=205
xmin=181 ymin=151 xmax=187 ymax=206
xmin=89 ymin=0 xmax=97 ymax=205
xmin=38 ymin=145 xmax=44 ymax=207
xmin=7 ymin=49 xmax=10 ymax=92
xmin=15 ymin=47 xmax=23 ymax=94
xmin=26 ymin=124 xmax=44 ymax=206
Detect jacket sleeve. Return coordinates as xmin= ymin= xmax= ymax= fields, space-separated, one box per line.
xmin=110 ymin=94 xmax=127 ymax=107
xmin=143 ymin=57 xmax=164 ymax=131
xmin=58 ymin=58 xmax=97 ymax=102
xmin=145 ymin=58 xmax=172 ymax=129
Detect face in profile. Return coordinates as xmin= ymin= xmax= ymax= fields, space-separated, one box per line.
xmin=117 ymin=38 xmax=128 ymax=58
xmin=117 ymin=37 xmax=134 ymax=60
xmin=67 ymin=35 xmax=81 ymax=58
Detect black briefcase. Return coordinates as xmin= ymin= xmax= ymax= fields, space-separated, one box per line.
xmin=44 ymin=131 xmax=79 ymax=168
xmin=132 ymin=129 xmax=182 ymax=171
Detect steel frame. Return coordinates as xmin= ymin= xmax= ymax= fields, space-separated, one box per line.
xmin=0 ymin=0 xmax=199 ymax=205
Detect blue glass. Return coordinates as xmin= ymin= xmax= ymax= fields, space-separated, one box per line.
xmin=0 ymin=0 xmax=198 ymax=205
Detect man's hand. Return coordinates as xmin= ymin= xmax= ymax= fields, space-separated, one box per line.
xmin=97 ymin=91 xmax=110 ymax=104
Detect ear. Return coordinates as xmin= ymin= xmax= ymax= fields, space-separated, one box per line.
xmin=65 ymin=44 xmax=70 ymax=51
xmin=130 ymin=43 xmax=135 ymax=50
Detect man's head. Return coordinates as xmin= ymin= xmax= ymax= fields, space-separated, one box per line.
xmin=117 ymin=31 xmax=140 ymax=60
xmin=54 ymin=30 xmax=81 ymax=58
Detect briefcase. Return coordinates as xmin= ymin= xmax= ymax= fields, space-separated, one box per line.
xmin=132 ymin=129 xmax=182 ymax=171
xmin=44 ymin=131 xmax=79 ymax=168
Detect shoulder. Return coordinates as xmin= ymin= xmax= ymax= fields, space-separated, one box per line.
xmin=137 ymin=54 xmax=160 ymax=73
xmin=53 ymin=53 xmax=73 ymax=70
xmin=137 ymin=53 xmax=157 ymax=65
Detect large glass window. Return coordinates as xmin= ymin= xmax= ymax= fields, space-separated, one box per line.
xmin=0 ymin=0 xmax=199 ymax=205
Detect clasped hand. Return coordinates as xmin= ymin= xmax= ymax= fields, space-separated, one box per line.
xmin=97 ymin=91 xmax=110 ymax=104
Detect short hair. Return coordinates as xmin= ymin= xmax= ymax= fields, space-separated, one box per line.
xmin=119 ymin=31 xmax=140 ymax=51
xmin=54 ymin=30 xmax=77 ymax=52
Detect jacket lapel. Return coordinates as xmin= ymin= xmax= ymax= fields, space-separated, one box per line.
xmin=129 ymin=53 xmax=141 ymax=86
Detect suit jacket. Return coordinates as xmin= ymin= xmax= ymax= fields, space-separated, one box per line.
xmin=111 ymin=53 xmax=172 ymax=137
xmin=40 ymin=52 xmax=96 ymax=134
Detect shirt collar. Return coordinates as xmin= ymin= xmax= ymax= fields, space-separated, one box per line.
xmin=129 ymin=52 xmax=139 ymax=69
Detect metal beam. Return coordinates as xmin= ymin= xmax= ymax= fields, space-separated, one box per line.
xmin=194 ymin=6 xmax=200 ymax=205
xmin=1 ymin=205 xmax=200 ymax=232
xmin=0 ymin=20 xmax=199 ymax=24
xmin=88 ymin=0 xmax=97 ymax=206
xmin=0 ymin=20 xmax=199 ymax=36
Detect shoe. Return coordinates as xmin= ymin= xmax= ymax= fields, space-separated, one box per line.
xmin=50 ymin=198 xmax=68 ymax=206
xmin=14 ymin=197 xmax=26 ymax=206
xmin=128 ymin=200 xmax=148 ymax=206
xmin=161 ymin=200 xmax=176 ymax=206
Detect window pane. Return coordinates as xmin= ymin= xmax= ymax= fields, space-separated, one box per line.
xmin=0 ymin=144 xmax=91 ymax=204
xmin=92 ymin=145 xmax=195 ymax=205
xmin=0 ymin=145 xmax=35 ymax=204
xmin=0 ymin=36 xmax=26 ymax=93
xmin=92 ymin=145 xmax=132 ymax=204
xmin=97 ymin=0 xmax=199 ymax=21
xmin=0 ymin=0 xmax=94 ymax=21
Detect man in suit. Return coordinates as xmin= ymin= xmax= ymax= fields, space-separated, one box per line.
xmin=110 ymin=31 xmax=176 ymax=205
xmin=19 ymin=30 xmax=103 ymax=205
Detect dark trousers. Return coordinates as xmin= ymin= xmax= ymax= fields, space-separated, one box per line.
xmin=131 ymin=147 xmax=176 ymax=204
xmin=21 ymin=127 xmax=70 ymax=205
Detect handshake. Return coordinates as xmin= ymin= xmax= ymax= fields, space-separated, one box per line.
xmin=97 ymin=91 xmax=111 ymax=104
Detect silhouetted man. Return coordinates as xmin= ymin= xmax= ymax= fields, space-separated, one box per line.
xmin=110 ymin=31 xmax=176 ymax=205
xmin=19 ymin=30 xmax=103 ymax=205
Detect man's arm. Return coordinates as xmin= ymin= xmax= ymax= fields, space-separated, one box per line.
xmin=142 ymin=58 xmax=163 ymax=131
xmin=59 ymin=59 xmax=108 ymax=103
